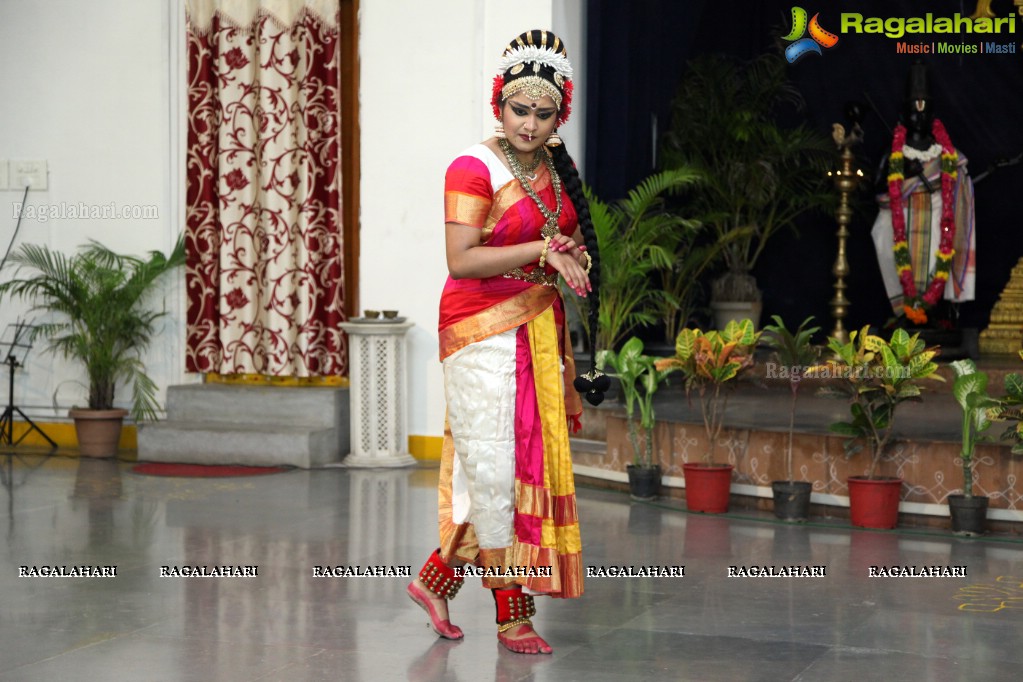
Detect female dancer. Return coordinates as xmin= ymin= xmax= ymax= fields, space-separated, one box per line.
xmin=406 ymin=30 xmax=606 ymax=655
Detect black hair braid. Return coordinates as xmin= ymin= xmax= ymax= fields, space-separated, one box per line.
xmin=550 ymin=142 xmax=608 ymax=405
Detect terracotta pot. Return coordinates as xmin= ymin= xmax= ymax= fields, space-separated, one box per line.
xmin=683 ymin=462 xmax=734 ymax=513
xmin=847 ymin=476 xmax=902 ymax=529
xmin=69 ymin=408 xmax=127 ymax=458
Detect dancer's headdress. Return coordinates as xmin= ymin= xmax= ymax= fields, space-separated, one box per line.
xmin=490 ymin=30 xmax=574 ymax=127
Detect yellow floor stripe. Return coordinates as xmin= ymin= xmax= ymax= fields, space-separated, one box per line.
xmin=10 ymin=420 xmax=442 ymax=463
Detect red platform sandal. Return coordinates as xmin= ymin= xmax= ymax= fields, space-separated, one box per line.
xmin=407 ymin=549 xmax=465 ymax=640
xmin=493 ymin=586 xmax=552 ymax=654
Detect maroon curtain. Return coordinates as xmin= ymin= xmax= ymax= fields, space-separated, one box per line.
xmin=185 ymin=3 xmax=347 ymax=376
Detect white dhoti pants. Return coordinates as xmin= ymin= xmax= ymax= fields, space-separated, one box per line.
xmin=442 ymin=329 xmax=518 ymax=549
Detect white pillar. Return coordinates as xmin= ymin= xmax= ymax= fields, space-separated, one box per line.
xmin=339 ymin=320 xmax=416 ymax=467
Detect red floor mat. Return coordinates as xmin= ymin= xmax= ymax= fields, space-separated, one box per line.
xmin=131 ymin=462 xmax=291 ymax=477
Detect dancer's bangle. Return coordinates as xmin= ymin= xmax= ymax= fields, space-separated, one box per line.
xmin=538 ymin=236 xmax=552 ymax=268
xmin=581 ymin=250 xmax=592 ymax=275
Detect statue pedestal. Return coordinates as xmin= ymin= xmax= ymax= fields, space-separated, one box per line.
xmin=339 ymin=321 xmax=416 ymax=467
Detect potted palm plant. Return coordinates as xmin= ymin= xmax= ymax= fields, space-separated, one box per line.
xmin=0 ymin=236 xmax=185 ymax=457
xmin=821 ymin=326 xmax=942 ymax=529
xmin=598 ymin=337 xmax=673 ymax=500
xmin=567 ymin=170 xmax=701 ymax=357
xmin=654 ymin=226 xmax=746 ymax=345
xmin=762 ymin=315 xmax=820 ymax=521
xmin=660 ymin=51 xmax=833 ymax=328
xmin=657 ymin=319 xmax=760 ymax=513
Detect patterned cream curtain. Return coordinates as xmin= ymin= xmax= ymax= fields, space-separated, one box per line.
xmin=185 ymin=0 xmax=347 ymax=376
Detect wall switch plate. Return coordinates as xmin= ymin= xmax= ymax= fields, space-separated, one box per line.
xmin=10 ymin=160 xmax=47 ymax=190
xmin=0 ymin=160 xmax=8 ymax=190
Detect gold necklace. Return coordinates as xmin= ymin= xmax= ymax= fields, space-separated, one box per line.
xmin=519 ymin=149 xmax=544 ymax=176
xmin=499 ymin=138 xmax=562 ymax=239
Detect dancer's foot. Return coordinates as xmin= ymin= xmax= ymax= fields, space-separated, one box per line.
xmin=492 ymin=586 xmax=550 ymax=654
xmin=497 ymin=622 xmax=552 ymax=654
xmin=408 ymin=579 xmax=463 ymax=639
xmin=410 ymin=549 xmax=465 ymax=639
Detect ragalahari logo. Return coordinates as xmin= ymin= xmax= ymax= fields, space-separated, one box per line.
xmin=783 ymin=7 xmax=839 ymax=63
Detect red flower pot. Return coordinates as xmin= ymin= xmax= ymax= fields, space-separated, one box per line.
xmin=683 ymin=462 xmax=734 ymax=513
xmin=847 ymin=476 xmax=903 ymax=529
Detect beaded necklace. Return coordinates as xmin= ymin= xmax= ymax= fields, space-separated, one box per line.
xmin=499 ymin=137 xmax=562 ymax=240
xmin=887 ymin=119 xmax=957 ymax=325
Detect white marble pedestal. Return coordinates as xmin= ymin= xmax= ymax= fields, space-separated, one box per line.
xmin=338 ymin=320 xmax=416 ymax=467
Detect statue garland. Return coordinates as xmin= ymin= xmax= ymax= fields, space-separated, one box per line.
xmin=887 ymin=119 xmax=958 ymax=325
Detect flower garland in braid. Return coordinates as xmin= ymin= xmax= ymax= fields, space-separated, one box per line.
xmin=888 ymin=119 xmax=957 ymax=325
xmin=549 ymin=143 xmax=609 ymax=405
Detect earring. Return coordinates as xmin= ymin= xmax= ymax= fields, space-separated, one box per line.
xmin=546 ymin=130 xmax=563 ymax=147
xmin=494 ymin=123 xmax=506 ymax=139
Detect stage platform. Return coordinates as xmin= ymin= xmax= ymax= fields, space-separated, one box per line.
xmin=572 ymin=356 xmax=1023 ymax=531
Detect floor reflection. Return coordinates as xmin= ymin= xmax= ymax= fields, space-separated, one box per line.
xmin=1 ymin=450 xmax=54 ymax=540
xmin=406 ymin=638 xmax=463 ymax=682
xmin=71 ymin=457 xmax=122 ymax=546
xmin=0 ymin=456 xmax=1022 ymax=680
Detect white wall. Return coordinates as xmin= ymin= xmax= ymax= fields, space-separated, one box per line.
xmin=553 ymin=0 xmax=587 ymax=176
xmin=0 ymin=0 xmax=187 ymax=420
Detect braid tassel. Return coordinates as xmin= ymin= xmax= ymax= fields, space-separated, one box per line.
xmin=550 ymin=144 xmax=608 ymax=406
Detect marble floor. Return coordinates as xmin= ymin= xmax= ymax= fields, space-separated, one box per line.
xmin=2 ymin=451 xmax=1022 ymax=681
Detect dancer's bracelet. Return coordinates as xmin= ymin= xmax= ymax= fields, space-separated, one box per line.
xmin=538 ymin=236 xmax=552 ymax=269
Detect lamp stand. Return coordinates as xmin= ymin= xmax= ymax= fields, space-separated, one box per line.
xmin=828 ymin=118 xmax=864 ymax=344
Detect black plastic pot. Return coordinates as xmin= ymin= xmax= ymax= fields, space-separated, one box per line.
xmin=627 ymin=464 xmax=661 ymax=501
xmin=948 ymin=494 xmax=989 ymax=536
xmin=771 ymin=481 xmax=812 ymax=522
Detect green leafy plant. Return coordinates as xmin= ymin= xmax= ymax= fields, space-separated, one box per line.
xmin=570 ymin=169 xmax=701 ymax=353
xmin=660 ymin=51 xmax=833 ymax=303
xmin=656 ymin=319 xmax=760 ymax=464
xmin=762 ymin=315 xmax=820 ymax=483
xmin=0 ymin=236 xmax=185 ymax=421
xmin=994 ymin=351 xmax=1023 ymax=455
xmin=821 ymin=327 xmax=943 ymax=479
xmin=597 ymin=337 xmax=673 ymax=468
xmin=949 ymin=359 xmax=1001 ymax=498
